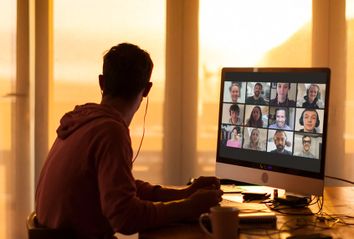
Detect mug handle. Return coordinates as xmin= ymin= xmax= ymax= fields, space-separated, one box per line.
xmin=199 ymin=213 xmax=213 ymax=237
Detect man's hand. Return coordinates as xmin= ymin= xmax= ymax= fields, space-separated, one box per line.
xmin=187 ymin=188 xmax=223 ymax=216
xmin=188 ymin=176 xmax=221 ymax=195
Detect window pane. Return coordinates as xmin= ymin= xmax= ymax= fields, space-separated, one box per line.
xmin=345 ymin=0 xmax=354 ymax=152
xmin=198 ymin=0 xmax=312 ymax=175
xmin=0 ymin=0 xmax=16 ymax=238
xmin=53 ymin=0 xmax=165 ymax=184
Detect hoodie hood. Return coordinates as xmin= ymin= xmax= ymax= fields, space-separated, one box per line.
xmin=56 ymin=103 xmax=126 ymax=139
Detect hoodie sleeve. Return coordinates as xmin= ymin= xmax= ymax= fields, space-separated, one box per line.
xmin=94 ymin=119 xmax=189 ymax=234
xmin=135 ymin=180 xmax=163 ymax=201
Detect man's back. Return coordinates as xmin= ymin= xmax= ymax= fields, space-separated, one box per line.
xmin=36 ymin=103 xmax=130 ymax=238
xmin=36 ymin=103 xmax=173 ymax=238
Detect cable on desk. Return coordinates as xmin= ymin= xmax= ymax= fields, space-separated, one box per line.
xmin=241 ymin=206 xmax=353 ymax=239
xmin=267 ymin=195 xmax=323 ymax=216
xmin=325 ymin=175 xmax=354 ymax=185
xmin=242 ymin=193 xmax=353 ymax=239
xmin=311 ymin=195 xmax=354 ymax=226
xmin=242 ymin=218 xmax=331 ymax=239
xmin=276 ymin=216 xmax=337 ymax=237
xmin=316 ymin=212 xmax=354 ymax=226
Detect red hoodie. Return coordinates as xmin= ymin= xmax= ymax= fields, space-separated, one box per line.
xmin=35 ymin=103 xmax=170 ymax=239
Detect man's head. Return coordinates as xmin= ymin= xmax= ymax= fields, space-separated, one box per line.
xmin=275 ymin=108 xmax=287 ymax=128
xmin=99 ymin=43 xmax=153 ymax=101
xmin=253 ymin=83 xmax=263 ymax=97
xmin=229 ymin=104 xmax=240 ymax=123
xmin=273 ymin=130 xmax=287 ymax=151
xmin=302 ymin=135 xmax=312 ymax=152
xmin=300 ymin=109 xmax=319 ymax=132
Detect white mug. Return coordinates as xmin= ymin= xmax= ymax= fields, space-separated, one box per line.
xmin=199 ymin=206 xmax=240 ymax=239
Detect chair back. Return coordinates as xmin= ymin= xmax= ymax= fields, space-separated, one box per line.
xmin=27 ymin=211 xmax=76 ymax=239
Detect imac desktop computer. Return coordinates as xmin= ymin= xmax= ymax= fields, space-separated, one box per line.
xmin=216 ymin=67 xmax=330 ymax=199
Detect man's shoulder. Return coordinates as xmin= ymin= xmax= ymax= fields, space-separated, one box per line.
xmin=317 ymin=99 xmax=325 ymax=108
xmin=284 ymin=125 xmax=292 ymax=130
xmin=259 ymin=97 xmax=266 ymax=103
xmin=269 ymin=124 xmax=277 ymax=129
xmin=269 ymin=98 xmax=277 ymax=104
xmin=288 ymin=100 xmax=296 ymax=106
xmin=245 ymin=96 xmax=254 ymax=102
xmin=305 ymin=152 xmax=316 ymax=158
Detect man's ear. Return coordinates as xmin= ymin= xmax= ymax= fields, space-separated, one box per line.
xmin=143 ymin=82 xmax=153 ymax=97
xmin=99 ymin=74 xmax=105 ymax=91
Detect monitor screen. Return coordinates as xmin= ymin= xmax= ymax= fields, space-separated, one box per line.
xmin=216 ymin=67 xmax=330 ymax=196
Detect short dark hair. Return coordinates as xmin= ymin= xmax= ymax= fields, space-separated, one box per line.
xmin=229 ymin=104 xmax=240 ymax=114
xmin=274 ymin=107 xmax=288 ymax=120
xmin=299 ymin=108 xmax=320 ymax=127
xmin=102 ymin=43 xmax=153 ymax=100
xmin=302 ymin=135 xmax=311 ymax=143
xmin=274 ymin=130 xmax=287 ymax=139
xmin=255 ymin=82 xmax=263 ymax=89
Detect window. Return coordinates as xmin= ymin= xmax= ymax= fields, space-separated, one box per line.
xmin=345 ymin=0 xmax=354 ymax=153
xmin=198 ymin=0 xmax=312 ymax=175
xmin=53 ymin=0 xmax=166 ymax=184
xmin=0 ymin=1 xmax=16 ymax=238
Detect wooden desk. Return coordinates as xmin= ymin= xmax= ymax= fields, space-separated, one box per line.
xmin=139 ymin=187 xmax=354 ymax=239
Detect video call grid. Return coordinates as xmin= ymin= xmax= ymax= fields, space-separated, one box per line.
xmin=219 ymin=81 xmax=326 ymax=160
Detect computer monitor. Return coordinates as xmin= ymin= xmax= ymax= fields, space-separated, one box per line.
xmin=216 ymin=67 xmax=330 ymax=197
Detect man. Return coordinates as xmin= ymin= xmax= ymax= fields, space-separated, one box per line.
xmin=295 ymin=135 xmax=316 ymax=159
xmin=35 ymin=43 xmax=223 ymax=239
xmin=299 ymin=108 xmax=319 ymax=133
xmin=229 ymin=104 xmax=242 ymax=125
xmin=270 ymin=130 xmax=292 ymax=155
xmin=245 ymin=82 xmax=266 ymax=105
xmin=269 ymin=108 xmax=292 ymax=130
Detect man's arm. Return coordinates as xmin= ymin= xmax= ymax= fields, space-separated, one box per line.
xmin=97 ymin=124 xmax=222 ymax=235
xmin=136 ymin=176 xmax=221 ymax=202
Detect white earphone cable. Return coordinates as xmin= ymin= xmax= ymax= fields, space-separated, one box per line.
xmin=132 ymin=97 xmax=149 ymax=163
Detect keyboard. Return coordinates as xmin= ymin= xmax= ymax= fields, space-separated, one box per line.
xmin=221 ymin=184 xmax=244 ymax=193
xmin=221 ymin=199 xmax=277 ymax=227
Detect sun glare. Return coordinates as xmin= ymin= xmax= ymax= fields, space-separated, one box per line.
xmin=347 ymin=0 xmax=354 ymax=19
xmin=200 ymin=0 xmax=311 ymax=66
